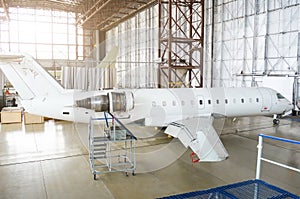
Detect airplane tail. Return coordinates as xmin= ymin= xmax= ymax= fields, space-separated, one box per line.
xmin=0 ymin=48 xmax=119 ymax=100
xmin=0 ymin=53 xmax=65 ymax=100
xmin=96 ymin=46 xmax=119 ymax=88
xmin=96 ymin=46 xmax=118 ymax=69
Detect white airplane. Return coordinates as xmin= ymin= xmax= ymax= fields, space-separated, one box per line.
xmin=0 ymin=53 xmax=293 ymax=162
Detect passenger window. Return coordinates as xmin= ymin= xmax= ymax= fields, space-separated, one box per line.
xmin=216 ymin=99 xmax=220 ymax=104
xmin=152 ymin=101 xmax=156 ymax=107
xmin=256 ymin=98 xmax=259 ymax=103
xmin=249 ymin=98 xmax=252 ymax=103
xmin=225 ymin=99 xmax=228 ymax=104
xmin=199 ymin=100 xmax=203 ymax=105
xmin=233 ymin=98 xmax=236 ymax=103
xmin=241 ymin=98 xmax=244 ymax=103
xmin=208 ymin=100 xmax=211 ymax=105
xmin=181 ymin=101 xmax=185 ymax=106
xmin=172 ymin=100 xmax=176 ymax=106
xmin=162 ymin=101 xmax=166 ymax=106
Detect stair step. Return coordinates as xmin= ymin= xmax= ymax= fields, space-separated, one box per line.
xmin=94 ymin=143 xmax=107 ymax=147
xmin=94 ymin=152 xmax=106 ymax=156
xmin=94 ymin=156 xmax=106 ymax=159
xmin=93 ymin=137 xmax=108 ymax=142
xmin=94 ymin=148 xmax=106 ymax=151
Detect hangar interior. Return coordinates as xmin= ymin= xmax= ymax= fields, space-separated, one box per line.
xmin=0 ymin=0 xmax=299 ymax=199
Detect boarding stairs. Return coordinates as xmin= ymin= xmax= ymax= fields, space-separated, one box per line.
xmin=165 ymin=117 xmax=228 ymax=162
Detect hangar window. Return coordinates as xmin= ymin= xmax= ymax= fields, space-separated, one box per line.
xmin=199 ymin=100 xmax=203 ymax=105
xmin=208 ymin=100 xmax=211 ymax=105
xmin=1 ymin=8 xmax=87 ymax=61
xmin=241 ymin=98 xmax=244 ymax=103
xmin=225 ymin=99 xmax=228 ymax=104
xmin=162 ymin=101 xmax=167 ymax=106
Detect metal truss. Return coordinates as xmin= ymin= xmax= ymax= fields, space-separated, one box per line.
xmin=158 ymin=0 xmax=204 ymax=88
xmin=1 ymin=0 xmax=156 ymax=30
xmin=77 ymin=0 xmax=156 ymax=30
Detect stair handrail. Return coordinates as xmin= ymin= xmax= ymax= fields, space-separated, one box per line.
xmin=107 ymin=112 xmax=137 ymax=140
xmin=90 ymin=113 xmax=137 ymax=140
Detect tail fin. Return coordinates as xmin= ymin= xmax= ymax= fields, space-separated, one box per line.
xmin=96 ymin=46 xmax=118 ymax=69
xmin=96 ymin=46 xmax=119 ymax=88
xmin=0 ymin=53 xmax=65 ymax=100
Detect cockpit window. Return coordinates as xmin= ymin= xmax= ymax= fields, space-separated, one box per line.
xmin=277 ymin=93 xmax=285 ymax=99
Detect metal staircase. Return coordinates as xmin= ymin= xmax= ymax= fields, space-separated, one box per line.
xmin=88 ymin=113 xmax=137 ymax=180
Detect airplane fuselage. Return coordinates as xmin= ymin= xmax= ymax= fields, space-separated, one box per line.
xmin=20 ymin=87 xmax=293 ymax=125
xmin=0 ymin=53 xmax=294 ymax=162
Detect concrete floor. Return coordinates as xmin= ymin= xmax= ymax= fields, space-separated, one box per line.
xmin=0 ymin=116 xmax=299 ymax=199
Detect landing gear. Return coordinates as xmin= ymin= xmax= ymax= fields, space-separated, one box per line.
xmin=273 ymin=118 xmax=280 ymax=125
xmin=273 ymin=114 xmax=280 ymax=125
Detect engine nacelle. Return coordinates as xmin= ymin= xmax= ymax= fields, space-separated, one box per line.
xmin=76 ymin=91 xmax=134 ymax=113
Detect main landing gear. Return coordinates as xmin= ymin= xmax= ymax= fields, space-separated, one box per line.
xmin=273 ymin=114 xmax=280 ymax=125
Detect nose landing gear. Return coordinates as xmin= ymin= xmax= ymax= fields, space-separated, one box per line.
xmin=273 ymin=114 xmax=280 ymax=125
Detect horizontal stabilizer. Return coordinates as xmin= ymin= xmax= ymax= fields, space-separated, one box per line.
xmin=0 ymin=54 xmax=24 ymax=62
xmin=165 ymin=117 xmax=228 ymax=162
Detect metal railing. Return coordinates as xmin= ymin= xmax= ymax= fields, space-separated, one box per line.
xmin=256 ymin=134 xmax=300 ymax=179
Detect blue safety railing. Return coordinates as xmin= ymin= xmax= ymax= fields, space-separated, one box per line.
xmin=256 ymin=134 xmax=300 ymax=179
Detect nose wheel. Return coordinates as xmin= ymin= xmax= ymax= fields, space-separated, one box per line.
xmin=273 ymin=118 xmax=280 ymax=125
xmin=273 ymin=114 xmax=280 ymax=125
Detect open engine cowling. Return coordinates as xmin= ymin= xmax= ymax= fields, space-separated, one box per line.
xmin=76 ymin=91 xmax=134 ymax=113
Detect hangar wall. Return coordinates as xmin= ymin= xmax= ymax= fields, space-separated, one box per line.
xmin=106 ymin=5 xmax=158 ymax=89
xmin=106 ymin=0 xmax=300 ymax=94
xmin=204 ymin=0 xmax=300 ymax=88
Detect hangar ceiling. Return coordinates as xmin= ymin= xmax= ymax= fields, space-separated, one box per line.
xmin=0 ymin=0 xmax=157 ymax=30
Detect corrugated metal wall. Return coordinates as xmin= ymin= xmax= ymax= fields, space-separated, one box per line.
xmin=205 ymin=0 xmax=300 ymax=88
xmin=105 ymin=0 xmax=300 ymax=94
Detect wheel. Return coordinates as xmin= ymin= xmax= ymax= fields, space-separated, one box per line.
xmin=93 ymin=174 xmax=97 ymax=180
xmin=132 ymin=171 xmax=135 ymax=176
xmin=273 ymin=119 xmax=280 ymax=125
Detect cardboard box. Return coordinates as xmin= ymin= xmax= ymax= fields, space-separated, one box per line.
xmin=24 ymin=112 xmax=44 ymax=124
xmin=1 ymin=107 xmax=23 ymax=124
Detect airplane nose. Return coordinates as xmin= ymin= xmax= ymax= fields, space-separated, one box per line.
xmin=287 ymin=102 xmax=294 ymax=111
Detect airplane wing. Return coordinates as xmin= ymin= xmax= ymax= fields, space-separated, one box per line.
xmin=164 ymin=116 xmax=229 ymax=162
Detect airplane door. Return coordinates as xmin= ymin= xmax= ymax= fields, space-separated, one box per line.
xmin=258 ymin=88 xmax=273 ymax=112
xmin=197 ymin=96 xmax=205 ymax=110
